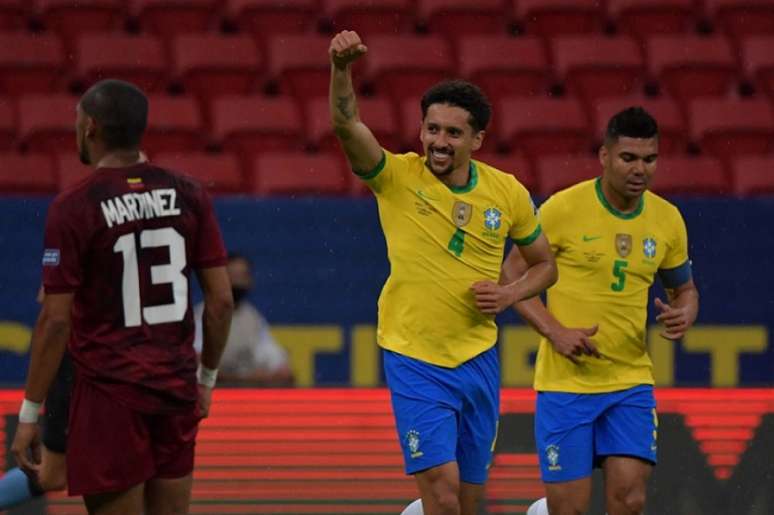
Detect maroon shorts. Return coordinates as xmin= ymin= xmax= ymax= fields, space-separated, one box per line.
xmin=67 ymin=378 xmax=200 ymax=496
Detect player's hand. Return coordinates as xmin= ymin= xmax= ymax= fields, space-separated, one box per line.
xmin=11 ymin=422 xmax=41 ymax=476
xmin=655 ymin=297 xmax=690 ymax=340
xmin=198 ymin=384 xmax=213 ymax=419
xmin=330 ymin=30 xmax=368 ymax=69
xmin=546 ymin=325 xmax=601 ymax=364
xmin=471 ymin=280 xmax=518 ymax=315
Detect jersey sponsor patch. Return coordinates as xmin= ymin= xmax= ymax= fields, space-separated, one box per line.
xmin=42 ymin=248 xmax=60 ymax=266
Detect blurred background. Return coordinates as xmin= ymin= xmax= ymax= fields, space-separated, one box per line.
xmin=0 ymin=0 xmax=773 ymax=513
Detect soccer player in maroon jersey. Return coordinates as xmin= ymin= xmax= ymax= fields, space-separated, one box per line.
xmin=10 ymin=79 xmax=234 ymax=515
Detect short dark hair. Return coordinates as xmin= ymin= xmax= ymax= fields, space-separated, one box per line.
xmin=227 ymin=251 xmax=251 ymax=267
xmin=421 ymin=80 xmax=492 ymax=133
xmin=80 ymin=79 xmax=148 ymax=150
xmin=604 ymin=106 xmax=658 ymax=145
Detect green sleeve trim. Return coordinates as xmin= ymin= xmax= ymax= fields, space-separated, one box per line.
xmin=512 ymin=224 xmax=542 ymax=246
xmin=355 ymin=151 xmax=386 ymax=180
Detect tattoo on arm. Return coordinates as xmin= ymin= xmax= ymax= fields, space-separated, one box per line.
xmin=336 ymin=93 xmax=355 ymax=120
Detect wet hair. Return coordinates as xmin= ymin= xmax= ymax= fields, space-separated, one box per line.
xmin=420 ymin=79 xmax=492 ymax=133
xmin=604 ymin=106 xmax=658 ymax=145
xmin=79 ymin=79 xmax=148 ymax=150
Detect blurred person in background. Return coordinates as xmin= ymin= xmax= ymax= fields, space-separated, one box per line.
xmin=329 ymin=30 xmax=557 ymax=515
xmin=506 ymin=108 xmax=700 ymax=515
xmin=194 ymin=252 xmax=293 ymax=386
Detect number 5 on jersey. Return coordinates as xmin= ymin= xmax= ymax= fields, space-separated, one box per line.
xmin=114 ymin=228 xmax=187 ymax=327
xmin=611 ymin=259 xmax=628 ymax=292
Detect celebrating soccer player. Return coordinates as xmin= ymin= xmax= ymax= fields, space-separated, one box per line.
xmin=506 ymin=107 xmax=700 ymax=515
xmin=11 ymin=79 xmax=234 ymax=515
xmin=329 ymin=30 xmax=558 ymax=515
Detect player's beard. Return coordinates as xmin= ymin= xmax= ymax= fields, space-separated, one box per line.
xmin=424 ymin=146 xmax=455 ymax=177
xmin=78 ymin=133 xmax=91 ymax=165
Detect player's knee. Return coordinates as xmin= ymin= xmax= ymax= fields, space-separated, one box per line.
xmin=547 ymin=496 xmax=587 ymax=515
xmin=425 ymin=480 xmax=460 ymax=515
xmin=611 ymin=484 xmax=646 ymax=514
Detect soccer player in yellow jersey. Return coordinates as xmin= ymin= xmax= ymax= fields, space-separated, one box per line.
xmin=507 ymin=108 xmax=700 ymax=515
xmin=328 ymin=31 xmax=558 ymax=515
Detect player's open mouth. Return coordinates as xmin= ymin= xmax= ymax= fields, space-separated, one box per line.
xmin=430 ymin=149 xmax=453 ymax=164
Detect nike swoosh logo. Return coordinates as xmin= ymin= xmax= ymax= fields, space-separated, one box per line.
xmin=582 ymin=235 xmax=602 ymax=242
xmin=416 ymin=190 xmax=439 ymax=201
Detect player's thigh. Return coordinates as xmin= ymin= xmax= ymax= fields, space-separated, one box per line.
xmin=535 ymin=392 xmax=596 ymax=483
xmin=148 ymin=410 xmax=200 ymax=482
xmin=83 ymin=482 xmax=144 ymax=515
xmin=144 ymin=473 xmax=193 ymax=515
xmin=602 ymin=456 xmax=652 ymax=510
xmin=594 ymin=385 xmax=657 ymax=467
xmin=383 ymin=350 xmax=460 ymax=475
xmin=38 ymin=447 xmax=67 ymax=492
xmin=456 ymin=346 xmax=499 ymax=485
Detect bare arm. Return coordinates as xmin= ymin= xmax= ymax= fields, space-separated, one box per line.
xmin=197 ymin=266 xmax=234 ymax=371
xmin=655 ymin=279 xmax=699 ymax=340
xmin=471 ymin=233 xmax=557 ymax=315
xmin=329 ymin=30 xmax=383 ymax=174
xmin=501 ymin=246 xmax=600 ymax=364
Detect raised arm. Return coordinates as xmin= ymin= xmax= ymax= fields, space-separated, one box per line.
xmin=501 ymin=246 xmax=600 ymax=364
xmin=329 ymin=30 xmax=384 ymax=174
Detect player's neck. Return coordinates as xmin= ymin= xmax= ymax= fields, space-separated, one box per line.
xmin=600 ymin=178 xmax=640 ymax=213
xmin=94 ymin=149 xmax=145 ymax=170
xmin=439 ymin=161 xmax=471 ymax=189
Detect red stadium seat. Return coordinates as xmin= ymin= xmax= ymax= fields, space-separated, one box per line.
xmin=212 ymin=95 xmax=303 ymax=168
xmin=741 ymin=36 xmax=774 ymax=99
xmin=499 ymin=97 xmax=591 ymax=157
xmin=399 ymin=96 xmax=423 ymax=153
xmin=364 ymin=35 xmax=455 ymax=105
xmin=54 ymin=153 xmax=92 ymax=191
xmin=607 ymin=0 xmax=696 ymax=40
xmin=266 ymin=34 xmax=332 ymax=99
xmin=651 ymin=156 xmax=729 ymax=195
xmin=131 ymin=0 xmax=221 ymax=37
xmin=0 ymin=0 xmax=27 ymax=30
xmin=0 ymin=33 xmax=64 ymax=95
xmin=731 ymin=155 xmax=774 ymax=196
xmin=475 ymin=152 xmax=537 ymax=193
xmin=552 ymin=35 xmax=645 ymax=104
xmin=590 ymin=95 xmax=688 ymax=154
xmin=458 ymin=36 xmax=549 ymax=103
xmin=0 ymin=152 xmax=57 ymax=193
xmin=144 ymin=95 xmax=207 ymax=155
xmin=514 ymin=0 xmax=604 ymax=38
xmin=705 ymin=0 xmax=774 ymax=41
xmin=173 ymin=35 xmax=261 ymax=111
xmin=417 ymin=0 xmax=508 ymax=41
xmin=305 ymin=96 xmax=399 ymax=153
xmin=18 ymin=94 xmax=77 ymax=154
xmin=535 ymin=155 xmax=599 ymax=196
xmin=75 ymin=34 xmax=167 ymax=93
xmin=689 ymin=98 xmax=774 ymax=162
xmin=251 ymin=152 xmax=349 ymax=195
xmin=227 ymin=0 xmax=318 ymax=47
xmin=325 ymin=0 xmax=414 ymax=36
xmin=0 ymin=97 xmax=16 ymax=150
xmin=646 ymin=35 xmax=738 ymax=104
xmin=36 ymin=0 xmax=124 ymax=54
xmin=153 ymin=152 xmax=245 ymax=193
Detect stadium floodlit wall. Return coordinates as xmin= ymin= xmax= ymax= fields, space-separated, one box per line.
xmin=0 ymin=197 xmax=772 ymax=387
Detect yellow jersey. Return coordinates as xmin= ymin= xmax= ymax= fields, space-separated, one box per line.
xmin=534 ymin=178 xmax=690 ymax=393
xmin=361 ymin=150 xmax=541 ymax=367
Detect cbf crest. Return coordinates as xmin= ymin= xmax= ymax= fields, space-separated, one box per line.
xmin=453 ymin=201 xmax=472 ymax=227
xmin=484 ymin=207 xmax=502 ymax=231
xmin=406 ymin=429 xmax=423 ymax=459
xmin=545 ymin=444 xmax=561 ymax=471
xmin=615 ymin=233 xmax=632 ymax=257
xmin=643 ymin=237 xmax=657 ymax=259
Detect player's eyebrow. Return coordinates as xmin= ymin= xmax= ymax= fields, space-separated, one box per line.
xmin=619 ymin=151 xmax=658 ymax=160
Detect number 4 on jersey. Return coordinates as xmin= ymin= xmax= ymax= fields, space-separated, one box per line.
xmin=114 ymin=228 xmax=187 ymax=327
xmin=448 ymin=228 xmax=466 ymax=257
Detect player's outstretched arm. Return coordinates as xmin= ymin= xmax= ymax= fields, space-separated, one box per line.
xmin=329 ymin=30 xmax=383 ymax=174
xmin=196 ymin=266 xmax=234 ymax=417
xmin=501 ymin=246 xmax=600 ymax=364
xmin=656 ymin=279 xmax=699 ymax=340
xmin=12 ymin=292 xmax=72 ymax=473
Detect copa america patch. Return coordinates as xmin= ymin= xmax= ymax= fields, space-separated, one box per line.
xmin=42 ymin=248 xmax=60 ymax=266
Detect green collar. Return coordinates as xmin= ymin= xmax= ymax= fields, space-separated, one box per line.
xmin=448 ymin=161 xmax=478 ymax=194
xmin=595 ymin=177 xmax=644 ymax=220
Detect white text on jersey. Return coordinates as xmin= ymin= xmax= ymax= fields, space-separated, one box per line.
xmin=101 ymin=189 xmax=181 ymax=228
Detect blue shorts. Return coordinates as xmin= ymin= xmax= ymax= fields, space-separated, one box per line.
xmin=535 ymin=384 xmax=658 ymax=483
xmin=383 ymin=346 xmax=500 ymax=484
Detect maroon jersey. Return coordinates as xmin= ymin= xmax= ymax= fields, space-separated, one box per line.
xmin=42 ymin=163 xmax=227 ymax=413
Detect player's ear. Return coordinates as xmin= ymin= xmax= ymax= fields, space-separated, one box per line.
xmin=85 ymin=116 xmax=98 ymax=139
xmin=598 ymin=144 xmax=608 ymax=167
xmin=471 ymin=130 xmax=485 ymax=152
